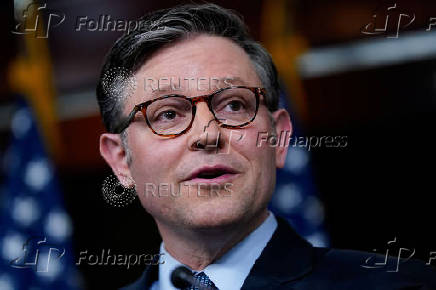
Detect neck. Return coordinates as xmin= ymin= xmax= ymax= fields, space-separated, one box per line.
xmin=155 ymin=209 xmax=269 ymax=271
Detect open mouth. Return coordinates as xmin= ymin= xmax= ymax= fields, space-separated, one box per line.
xmin=186 ymin=166 xmax=238 ymax=183
xmin=196 ymin=169 xmax=229 ymax=179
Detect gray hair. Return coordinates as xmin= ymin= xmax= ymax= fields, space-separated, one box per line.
xmin=96 ymin=4 xmax=280 ymax=164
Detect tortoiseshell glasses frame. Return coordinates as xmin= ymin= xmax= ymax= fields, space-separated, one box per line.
xmin=113 ymin=86 xmax=266 ymax=137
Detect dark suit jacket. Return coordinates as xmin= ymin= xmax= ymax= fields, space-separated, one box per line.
xmin=121 ymin=217 xmax=436 ymax=289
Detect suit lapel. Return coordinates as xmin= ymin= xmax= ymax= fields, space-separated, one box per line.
xmin=123 ymin=216 xmax=316 ymax=290
xmin=241 ymin=217 xmax=315 ymax=289
xmin=120 ymin=257 xmax=159 ymax=290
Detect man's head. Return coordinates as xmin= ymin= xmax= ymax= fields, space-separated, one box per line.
xmin=98 ymin=4 xmax=292 ymax=231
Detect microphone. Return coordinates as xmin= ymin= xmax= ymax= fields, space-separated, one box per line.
xmin=170 ymin=266 xmax=216 ymax=290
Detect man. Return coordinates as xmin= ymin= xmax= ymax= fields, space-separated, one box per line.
xmin=97 ymin=4 xmax=436 ymax=290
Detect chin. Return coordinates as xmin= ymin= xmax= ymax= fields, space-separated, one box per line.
xmin=182 ymin=200 xmax=249 ymax=230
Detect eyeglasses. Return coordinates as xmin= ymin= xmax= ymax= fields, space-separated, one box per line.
xmin=114 ymin=86 xmax=265 ymax=137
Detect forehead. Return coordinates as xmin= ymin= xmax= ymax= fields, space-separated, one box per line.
xmin=125 ymin=35 xmax=261 ymax=112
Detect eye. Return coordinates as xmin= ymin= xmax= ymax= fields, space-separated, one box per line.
xmin=224 ymin=99 xmax=246 ymax=112
xmin=157 ymin=110 xmax=177 ymax=121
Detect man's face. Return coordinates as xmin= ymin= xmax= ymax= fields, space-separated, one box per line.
xmin=115 ymin=35 xmax=290 ymax=230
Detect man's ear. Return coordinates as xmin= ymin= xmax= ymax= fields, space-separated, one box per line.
xmin=99 ymin=133 xmax=134 ymax=187
xmin=271 ymin=109 xmax=292 ymax=168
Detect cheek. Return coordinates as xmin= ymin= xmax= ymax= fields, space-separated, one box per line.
xmin=239 ymin=117 xmax=277 ymax=189
xmin=128 ymin=131 xmax=185 ymax=189
xmin=128 ymin=135 xmax=183 ymax=216
xmin=233 ymin=125 xmax=277 ymax=187
xmin=239 ymin=118 xmax=276 ymax=162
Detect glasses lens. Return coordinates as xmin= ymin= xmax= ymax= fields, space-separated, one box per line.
xmin=146 ymin=96 xmax=192 ymax=135
xmin=211 ymin=88 xmax=257 ymax=126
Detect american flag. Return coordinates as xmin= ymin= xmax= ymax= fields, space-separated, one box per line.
xmin=269 ymin=91 xmax=329 ymax=247
xmin=0 ymin=100 xmax=82 ymax=290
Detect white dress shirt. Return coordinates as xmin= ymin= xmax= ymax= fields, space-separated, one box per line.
xmin=151 ymin=211 xmax=278 ymax=290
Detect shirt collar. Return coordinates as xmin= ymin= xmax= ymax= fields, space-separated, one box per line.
xmin=158 ymin=243 xmax=181 ymax=290
xmin=158 ymin=212 xmax=277 ymax=290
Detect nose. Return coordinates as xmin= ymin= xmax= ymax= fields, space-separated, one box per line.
xmin=188 ymin=102 xmax=224 ymax=151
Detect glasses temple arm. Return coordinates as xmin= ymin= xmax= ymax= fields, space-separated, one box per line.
xmin=113 ymin=107 xmax=139 ymax=134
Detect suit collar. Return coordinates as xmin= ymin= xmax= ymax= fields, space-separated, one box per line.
xmin=120 ymin=255 xmax=159 ymax=290
xmin=241 ymin=216 xmax=315 ymax=289
xmin=123 ymin=216 xmax=315 ymax=290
